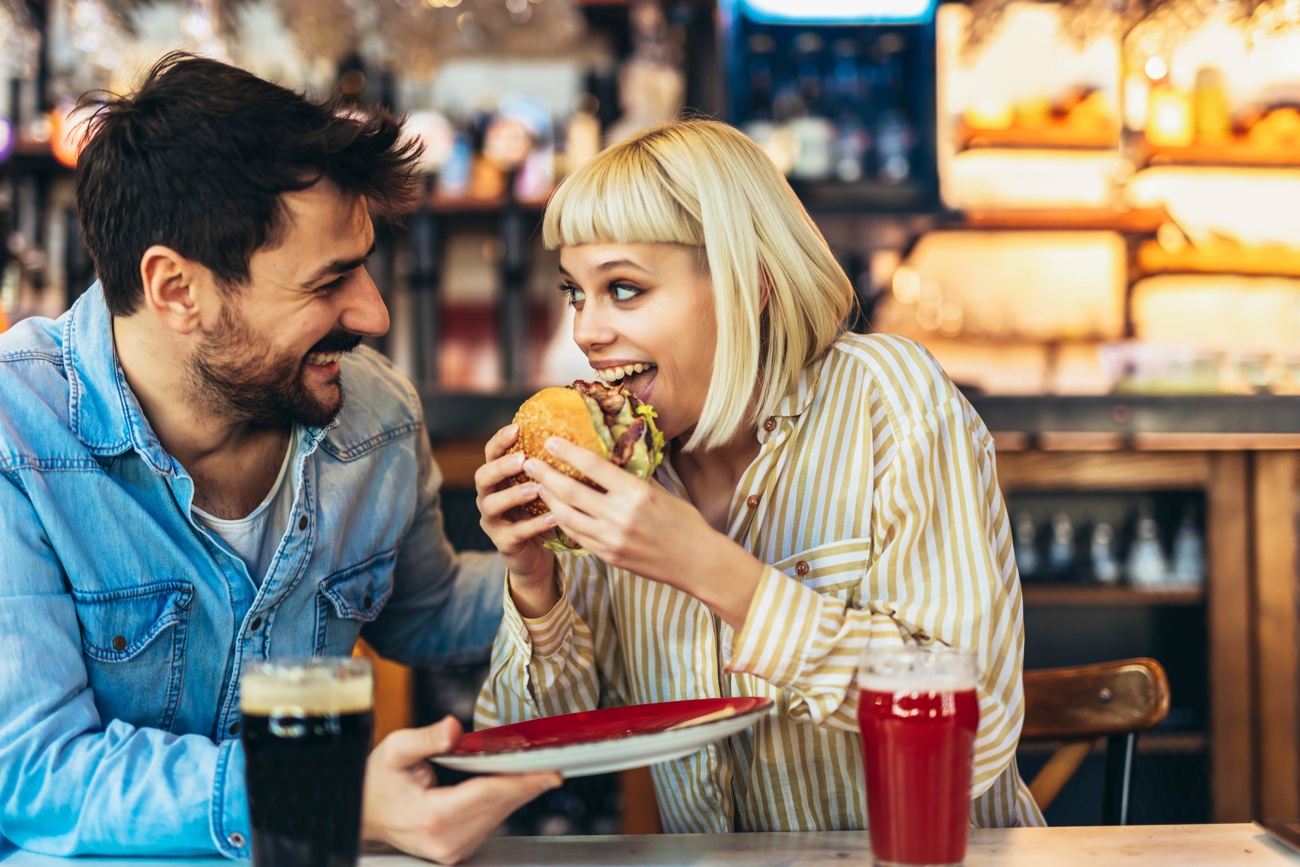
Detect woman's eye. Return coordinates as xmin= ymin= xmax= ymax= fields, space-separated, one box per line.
xmin=558 ymin=282 xmax=586 ymax=306
xmin=611 ymin=283 xmax=640 ymax=302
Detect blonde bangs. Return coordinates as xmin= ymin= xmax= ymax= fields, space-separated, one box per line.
xmin=542 ymin=139 xmax=703 ymax=250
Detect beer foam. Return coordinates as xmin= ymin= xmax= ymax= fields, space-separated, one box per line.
xmin=240 ymin=668 xmax=373 ymax=715
xmin=859 ymin=672 xmax=977 ymax=694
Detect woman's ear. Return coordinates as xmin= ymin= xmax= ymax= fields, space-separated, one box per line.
xmin=139 ymin=245 xmax=203 ymax=335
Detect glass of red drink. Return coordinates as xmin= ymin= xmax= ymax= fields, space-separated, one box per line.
xmin=858 ymin=645 xmax=979 ymax=867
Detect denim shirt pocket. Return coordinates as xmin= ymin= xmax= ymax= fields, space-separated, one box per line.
xmin=70 ymin=580 xmax=194 ymax=731
xmin=314 ymin=549 xmax=396 ymax=656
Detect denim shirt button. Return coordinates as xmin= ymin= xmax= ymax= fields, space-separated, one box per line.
xmin=228 ymin=721 xmax=240 ymax=736
xmin=111 ymin=635 xmax=126 ymax=651
xmin=298 ymin=516 xmax=309 ymax=531
xmin=227 ymin=832 xmax=246 ymax=848
xmin=250 ymin=617 xmax=262 ymax=632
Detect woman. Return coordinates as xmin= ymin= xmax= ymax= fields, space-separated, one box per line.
xmin=473 ymin=119 xmax=1043 ymax=832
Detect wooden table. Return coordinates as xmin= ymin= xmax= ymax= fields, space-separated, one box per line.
xmin=2 ymin=825 xmax=1297 ymax=866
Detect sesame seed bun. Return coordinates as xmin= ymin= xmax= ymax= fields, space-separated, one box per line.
xmin=506 ymin=386 xmax=610 ymax=518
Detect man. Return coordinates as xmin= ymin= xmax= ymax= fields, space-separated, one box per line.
xmin=0 ymin=53 xmax=557 ymax=863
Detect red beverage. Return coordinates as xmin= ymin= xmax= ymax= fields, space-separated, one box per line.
xmin=859 ymin=675 xmax=979 ymax=866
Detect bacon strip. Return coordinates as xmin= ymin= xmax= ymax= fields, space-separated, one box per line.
xmin=611 ymin=418 xmax=645 ymax=467
xmin=572 ymin=379 xmax=628 ymax=423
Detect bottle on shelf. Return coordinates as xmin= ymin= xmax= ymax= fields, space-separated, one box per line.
xmin=1048 ymin=512 xmax=1076 ymax=579
xmin=1090 ymin=522 xmax=1122 ymax=586
xmin=1013 ymin=511 xmax=1040 ymax=580
xmin=1127 ymin=509 xmax=1169 ymax=590
xmin=1170 ymin=509 xmax=1206 ymax=588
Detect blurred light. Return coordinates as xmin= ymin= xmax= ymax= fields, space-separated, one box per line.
xmin=1144 ymin=57 xmax=1168 ymax=79
xmin=0 ymin=115 xmax=13 ymax=164
xmin=737 ymin=0 xmax=935 ymax=24
xmin=49 ymin=103 xmax=86 ymax=169
xmin=892 ymin=265 xmax=922 ymax=304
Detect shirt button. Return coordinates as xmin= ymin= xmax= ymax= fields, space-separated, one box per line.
xmin=795 ymin=560 xmax=810 ymax=576
xmin=228 ymin=721 xmax=240 ymax=735
xmin=763 ymin=417 xmax=777 ymax=432
xmin=227 ymin=832 xmax=246 ymax=848
xmin=250 ymin=617 xmax=262 ymax=632
xmin=112 ymin=635 xmax=127 ymax=652
xmin=745 ymin=494 xmax=760 ymax=509
xmin=363 ymin=595 xmax=373 ymax=608
xmin=298 ymin=516 xmax=309 ymax=531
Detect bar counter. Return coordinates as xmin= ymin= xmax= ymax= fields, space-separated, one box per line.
xmin=3 ymin=825 xmax=1297 ymax=866
xmin=419 ymin=391 xmax=1300 ymax=441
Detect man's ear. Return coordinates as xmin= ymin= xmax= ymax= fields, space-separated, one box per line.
xmin=139 ymin=245 xmax=205 ymax=335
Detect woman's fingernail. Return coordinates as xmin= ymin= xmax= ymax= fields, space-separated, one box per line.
xmin=512 ymin=453 xmax=527 ymax=470
xmin=545 ymin=437 xmax=562 ymax=454
xmin=544 ymin=512 xmax=556 ymax=526
xmin=523 ymin=459 xmax=539 ymax=475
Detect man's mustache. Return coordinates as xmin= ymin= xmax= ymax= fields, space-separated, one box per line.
xmin=308 ymin=331 xmax=365 ymax=355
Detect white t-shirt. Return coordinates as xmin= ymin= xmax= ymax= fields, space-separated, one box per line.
xmin=193 ymin=435 xmax=297 ymax=586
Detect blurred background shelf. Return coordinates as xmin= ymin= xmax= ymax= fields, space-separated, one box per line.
xmin=1022 ymin=585 xmax=1204 ymax=606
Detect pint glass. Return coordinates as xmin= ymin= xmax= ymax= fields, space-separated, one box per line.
xmin=858 ymin=645 xmax=979 ymax=867
xmin=240 ymin=657 xmax=374 ymax=867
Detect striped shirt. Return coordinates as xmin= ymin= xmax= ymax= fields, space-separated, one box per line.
xmin=475 ymin=332 xmax=1045 ymax=832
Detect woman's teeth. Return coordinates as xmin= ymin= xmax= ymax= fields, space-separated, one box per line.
xmin=596 ymin=363 xmax=654 ymax=384
xmin=306 ymin=351 xmax=344 ymax=366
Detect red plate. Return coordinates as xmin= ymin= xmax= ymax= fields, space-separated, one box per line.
xmin=434 ymin=697 xmax=773 ymax=777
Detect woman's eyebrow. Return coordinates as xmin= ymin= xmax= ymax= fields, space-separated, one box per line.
xmin=559 ymin=259 xmax=650 ymax=279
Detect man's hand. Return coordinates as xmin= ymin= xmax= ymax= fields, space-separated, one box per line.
xmin=361 ymin=716 xmax=561 ymax=865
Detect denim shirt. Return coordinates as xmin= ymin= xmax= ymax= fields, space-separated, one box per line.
xmin=0 ymin=286 xmax=504 ymax=858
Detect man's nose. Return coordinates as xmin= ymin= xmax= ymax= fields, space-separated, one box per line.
xmin=340 ymin=268 xmax=390 ymax=338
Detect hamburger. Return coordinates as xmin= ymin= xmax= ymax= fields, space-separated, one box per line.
xmin=508 ymin=379 xmax=666 ymax=554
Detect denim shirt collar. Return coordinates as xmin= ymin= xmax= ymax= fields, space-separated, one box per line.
xmin=64 ymin=284 xmax=333 ymax=476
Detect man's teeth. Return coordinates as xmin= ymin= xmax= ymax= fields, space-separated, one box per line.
xmin=596 ymin=363 xmax=653 ymax=383
xmin=306 ymin=351 xmax=344 ymax=366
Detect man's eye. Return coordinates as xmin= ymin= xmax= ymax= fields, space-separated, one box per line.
xmin=317 ymin=275 xmax=347 ymax=293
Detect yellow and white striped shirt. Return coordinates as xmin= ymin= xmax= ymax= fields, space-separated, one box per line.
xmin=475 ymin=333 xmax=1045 ymax=832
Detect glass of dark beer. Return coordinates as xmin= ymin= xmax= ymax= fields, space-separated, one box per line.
xmin=240 ymin=657 xmax=374 ymax=867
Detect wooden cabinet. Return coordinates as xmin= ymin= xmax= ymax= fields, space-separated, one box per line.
xmin=996 ymin=446 xmax=1300 ymax=822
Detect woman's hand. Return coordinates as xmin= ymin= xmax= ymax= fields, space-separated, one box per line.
xmin=523 ymin=437 xmax=764 ymax=629
xmin=474 ymin=424 xmax=560 ymax=616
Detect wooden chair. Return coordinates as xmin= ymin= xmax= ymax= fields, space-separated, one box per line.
xmin=1021 ymin=657 xmax=1171 ymax=825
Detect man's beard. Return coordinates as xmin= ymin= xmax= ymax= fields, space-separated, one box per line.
xmin=188 ymin=303 xmax=362 ymax=429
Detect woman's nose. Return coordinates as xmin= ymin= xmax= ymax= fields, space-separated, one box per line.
xmin=572 ymin=303 xmax=613 ymax=354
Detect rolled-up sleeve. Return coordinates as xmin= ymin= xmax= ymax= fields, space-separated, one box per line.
xmin=474 ymin=555 xmax=627 ymax=728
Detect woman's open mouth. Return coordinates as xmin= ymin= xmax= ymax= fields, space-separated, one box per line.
xmin=595 ymin=363 xmax=657 ymax=400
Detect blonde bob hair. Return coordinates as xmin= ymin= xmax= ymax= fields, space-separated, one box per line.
xmin=541 ymin=118 xmax=854 ymax=451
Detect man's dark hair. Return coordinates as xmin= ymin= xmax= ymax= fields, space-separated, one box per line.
xmin=75 ymin=52 xmax=422 ymax=316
